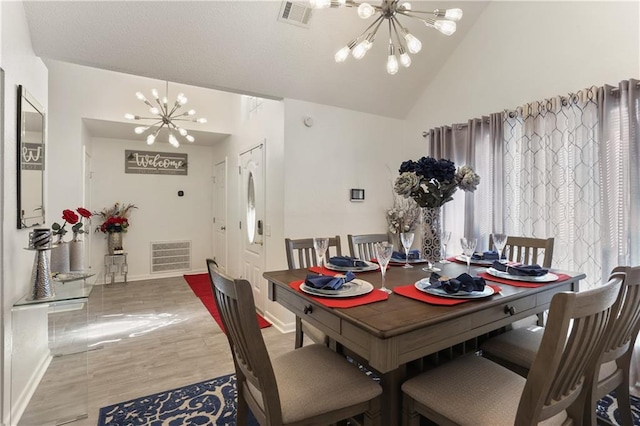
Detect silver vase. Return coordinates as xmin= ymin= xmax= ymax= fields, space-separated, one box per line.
xmin=421 ymin=207 xmax=442 ymax=264
xmin=107 ymin=232 xmax=123 ymax=255
xmin=30 ymin=249 xmax=54 ymax=300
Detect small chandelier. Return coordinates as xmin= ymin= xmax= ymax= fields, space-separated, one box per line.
xmin=124 ymin=82 xmax=207 ymax=148
xmin=310 ymin=0 xmax=462 ymax=75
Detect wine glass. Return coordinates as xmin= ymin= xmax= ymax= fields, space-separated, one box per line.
xmin=313 ymin=237 xmax=329 ymax=270
xmin=460 ymin=237 xmax=478 ymax=273
xmin=400 ymin=232 xmax=415 ymax=269
xmin=492 ymin=233 xmax=508 ymax=263
xmin=440 ymin=230 xmax=452 ymax=263
xmin=374 ymin=241 xmax=394 ymax=294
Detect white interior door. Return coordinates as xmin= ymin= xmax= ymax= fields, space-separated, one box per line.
xmin=240 ymin=142 xmax=265 ymax=313
xmin=213 ymin=159 xmax=227 ymax=272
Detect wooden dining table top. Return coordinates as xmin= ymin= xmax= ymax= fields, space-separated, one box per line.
xmin=265 ymin=261 xmax=585 ymax=341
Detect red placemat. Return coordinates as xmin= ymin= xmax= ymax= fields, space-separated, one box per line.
xmin=478 ymin=272 xmax=572 ymax=288
xmin=393 ymin=284 xmax=502 ymax=306
xmin=289 ymin=280 xmax=388 ymax=308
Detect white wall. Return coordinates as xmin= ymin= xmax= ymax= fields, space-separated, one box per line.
xmin=0 ymin=1 xmax=48 ymax=422
xmin=89 ymin=137 xmax=216 ymax=281
xmin=283 ymin=99 xmax=407 ymax=242
xmin=405 ymin=1 xmax=640 ymax=154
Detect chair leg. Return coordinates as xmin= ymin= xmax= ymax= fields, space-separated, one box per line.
xmin=363 ymin=397 xmax=382 ymax=426
xmin=295 ymin=315 xmax=303 ymax=349
xmin=236 ymin=387 xmax=248 ymax=425
xmin=615 ymin=352 xmax=634 ymax=426
xmin=402 ymin=394 xmax=421 ymax=426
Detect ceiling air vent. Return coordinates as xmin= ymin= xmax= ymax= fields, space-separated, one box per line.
xmin=278 ymin=1 xmax=313 ymax=28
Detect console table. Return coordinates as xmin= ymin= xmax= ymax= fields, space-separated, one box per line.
xmin=11 ymin=278 xmax=95 ymax=425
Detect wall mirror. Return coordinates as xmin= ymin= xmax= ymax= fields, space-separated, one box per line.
xmin=17 ymin=85 xmax=46 ymax=229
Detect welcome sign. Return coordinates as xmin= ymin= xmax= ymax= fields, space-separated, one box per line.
xmin=125 ymin=150 xmax=188 ymax=175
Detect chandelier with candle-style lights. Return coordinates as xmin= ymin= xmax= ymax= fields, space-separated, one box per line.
xmin=310 ymin=0 xmax=462 ymax=75
xmin=124 ymin=82 xmax=207 ymax=148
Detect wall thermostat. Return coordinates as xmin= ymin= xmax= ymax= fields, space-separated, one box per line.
xmin=178 ymin=190 xmax=184 ymax=197
xmin=350 ymin=188 xmax=365 ymax=202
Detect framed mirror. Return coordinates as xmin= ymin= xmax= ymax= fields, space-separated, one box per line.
xmin=17 ymin=85 xmax=46 ymax=229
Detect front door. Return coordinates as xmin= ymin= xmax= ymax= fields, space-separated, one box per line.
xmin=240 ymin=142 xmax=266 ymax=313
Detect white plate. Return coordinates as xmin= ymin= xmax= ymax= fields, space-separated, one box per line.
xmin=300 ymin=279 xmax=374 ymax=298
xmin=486 ymin=267 xmax=559 ymax=283
xmin=455 ymin=255 xmax=496 ymax=266
xmin=325 ymin=260 xmax=379 ymax=272
xmin=390 ymin=257 xmax=429 ymax=264
xmin=414 ymin=278 xmax=495 ymax=299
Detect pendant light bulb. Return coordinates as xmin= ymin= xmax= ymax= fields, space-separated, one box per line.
xmin=188 ymin=109 xmax=196 ymax=116
xmin=146 ymin=134 xmax=156 ymax=145
xmin=386 ymin=55 xmax=399 ymax=75
xmin=196 ymin=118 xmax=207 ymax=124
xmin=177 ymin=94 xmax=187 ymax=105
xmin=124 ymin=113 xmax=135 ymax=120
xmin=186 ymin=135 xmax=195 ymax=143
xmin=399 ymin=50 xmax=412 ymax=68
xmin=134 ymin=126 xmax=148 ymax=134
xmin=444 ymin=8 xmax=463 ymax=21
xmin=169 ymin=133 xmax=179 ymax=147
xmin=352 ymin=40 xmax=371 ymax=59
xmin=309 ymin=0 xmax=331 ymax=9
xmin=357 ymin=3 xmax=375 ymax=19
xmin=135 ymin=92 xmax=146 ymax=101
xmin=179 ymin=128 xmax=188 ymax=136
xmin=400 ymin=2 xmax=411 ymax=10
xmin=434 ymin=20 xmax=456 ymax=36
xmin=404 ymin=33 xmax=422 ymax=54
xmin=151 ymin=89 xmax=159 ymax=100
xmin=335 ymin=45 xmax=351 ymax=63
xmin=150 ymin=107 xmax=159 ymax=115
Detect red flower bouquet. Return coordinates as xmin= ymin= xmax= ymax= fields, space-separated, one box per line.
xmin=52 ymin=208 xmax=91 ymax=240
xmin=94 ymin=203 xmax=137 ymax=234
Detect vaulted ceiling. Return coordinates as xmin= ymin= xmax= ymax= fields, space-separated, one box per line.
xmin=23 ymin=1 xmax=489 ymax=119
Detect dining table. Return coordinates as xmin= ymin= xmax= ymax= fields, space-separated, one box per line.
xmin=263 ymin=259 xmax=585 ymax=425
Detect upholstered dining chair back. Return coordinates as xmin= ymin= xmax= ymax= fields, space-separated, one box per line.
xmin=284 ymin=236 xmax=342 ymax=270
xmin=347 ymin=234 xmax=389 ymax=260
xmin=401 ymin=273 xmax=624 ymax=425
xmin=206 ymin=259 xmax=280 ymax=425
xmin=516 ymin=273 xmax=624 ymax=423
xmin=206 ymin=259 xmax=383 ymax=426
xmin=284 ymin=237 xmax=337 ymax=348
xmin=489 ymin=235 xmax=555 ymax=268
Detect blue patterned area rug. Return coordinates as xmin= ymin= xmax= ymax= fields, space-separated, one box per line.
xmin=98 ymin=372 xmax=638 ymax=425
xmin=98 ymin=373 xmax=258 ymax=426
xmin=596 ymin=391 xmax=640 ymax=425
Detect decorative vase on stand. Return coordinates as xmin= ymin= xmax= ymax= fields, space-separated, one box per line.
xmin=69 ymin=232 xmax=85 ymax=271
xmin=49 ymin=234 xmax=70 ymax=274
xmin=421 ymin=207 xmax=442 ymax=265
xmin=108 ymin=232 xmax=124 ymax=255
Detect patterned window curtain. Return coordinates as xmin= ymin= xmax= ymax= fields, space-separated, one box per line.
xmin=503 ymin=89 xmax=601 ymax=287
xmin=425 ymin=113 xmax=503 ymax=253
xmin=597 ymin=79 xmax=640 ymax=391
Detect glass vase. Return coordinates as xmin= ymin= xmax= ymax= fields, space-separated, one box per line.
xmin=421 ymin=207 xmax=442 ymax=264
xmin=107 ymin=232 xmax=123 ymax=255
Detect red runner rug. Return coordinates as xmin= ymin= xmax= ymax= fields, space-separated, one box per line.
xmin=183 ymin=273 xmax=271 ymax=332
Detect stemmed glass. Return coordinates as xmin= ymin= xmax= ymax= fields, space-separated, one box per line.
xmin=400 ymin=232 xmax=415 ymax=269
xmin=374 ymin=241 xmax=394 ymax=294
xmin=492 ymin=233 xmax=508 ymax=263
xmin=313 ymin=237 xmax=329 ymax=270
xmin=440 ymin=231 xmax=452 ymax=263
xmin=460 ymin=237 xmax=478 ymax=273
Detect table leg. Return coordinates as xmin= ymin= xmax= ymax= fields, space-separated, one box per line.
xmin=379 ymin=365 xmax=406 ymax=426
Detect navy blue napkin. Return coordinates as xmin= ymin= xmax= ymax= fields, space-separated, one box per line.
xmin=491 ymin=261 xmax=548 ymax=277
xmin=392 ymin=249 xmax=421 ymax=260
xmin=472 ymin=250 xmax=500 ymax=260
xmin=428 ymin=272 xmax=486 ymax=294
xmin=305 ymin=271 xmax=356 ymax=290
xmin=329 ymin=256 xmax=368 ymax=267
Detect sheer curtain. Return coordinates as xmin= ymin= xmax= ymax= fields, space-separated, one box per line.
xmin=425 ymin=113 xmax=503 ymax=253
xmin=598 ymin=79 xmax=640 ymax=394
xmin=503 ymin=89 xmax=601 ymax=288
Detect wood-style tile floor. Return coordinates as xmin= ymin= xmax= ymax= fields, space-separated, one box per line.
xmin=18 ymin=276 xmax=294 ymax=426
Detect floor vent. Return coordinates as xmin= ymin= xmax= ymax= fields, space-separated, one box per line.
xmin=278 ymin=1 xmax=313 ymax=28
xmin=151 ymin=241 xmax=191 ymax=273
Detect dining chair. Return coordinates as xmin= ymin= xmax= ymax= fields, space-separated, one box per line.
xmin=347 ymin=233 xmax=389 ymax=260
xmin=206 ymin=259 xmax=382 ymax=426
xmin=284 ymin=236 xmax=341 ymax=348
xmin=401 ymin=272 xmax=624 ymax=426
xmin=489 ymin=235 xmax=555 ymax=268
xmin=480 ymin=265 xmax=640 ymax=426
